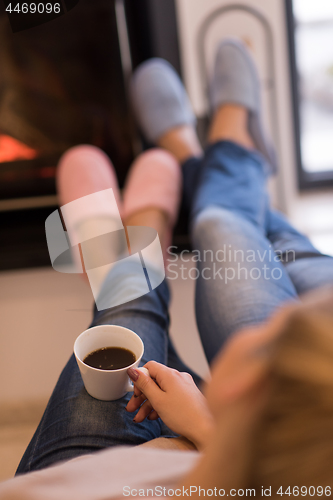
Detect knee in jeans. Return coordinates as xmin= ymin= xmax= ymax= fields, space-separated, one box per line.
xmin=192 ymin=206 xmax=239 ymax=240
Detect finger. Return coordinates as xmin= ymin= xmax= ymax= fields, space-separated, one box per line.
xmin=147 ymin=410 xmax=159 ymax=420
xmin=143 ymin=361 xmax=177 ymax=389
xmin=133 ymin=385 xmax=142 ymax=398
xmin=127 ymin=367 xmax=163 ymax=403
xmin=133 ymin=400 xmax=154 ymax=423
xmin=180 ymin=372 xmax=194 ymax=382
xmin=126 ymin=393 xmax=147 ymax=413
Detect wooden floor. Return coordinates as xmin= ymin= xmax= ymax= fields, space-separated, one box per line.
xmin=0 ymin=401 xmax=46 ymax=481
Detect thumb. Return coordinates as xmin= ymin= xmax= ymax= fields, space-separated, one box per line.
xmin=127 ymin=367 xmax=161 ymax=401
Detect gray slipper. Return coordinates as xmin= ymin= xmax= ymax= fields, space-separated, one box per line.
xmin=210 ymin=38 xmax=277 ymax=174
xmin=131 ymin=58 xmax=196 ymax=144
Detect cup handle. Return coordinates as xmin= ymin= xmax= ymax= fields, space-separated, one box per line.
xmin=126 ymin=367 xmax=150 ymax=392
xmin=126 ymin=379 xmax=134 ymax=392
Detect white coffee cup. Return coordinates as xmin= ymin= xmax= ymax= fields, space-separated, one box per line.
xmin=74 ymin=325 xmax=144 ymax=401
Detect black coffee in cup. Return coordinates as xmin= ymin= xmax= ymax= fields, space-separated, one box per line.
xmin=83 ymin=347 xmax=136 ymax=370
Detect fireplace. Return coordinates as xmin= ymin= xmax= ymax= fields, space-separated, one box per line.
xmin=0 ymin=0 xmax=182 ymax=269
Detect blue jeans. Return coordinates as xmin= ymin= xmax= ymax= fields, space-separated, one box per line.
xmin=183 ymin=141 xmax=333 ymax=363
xmin=17 ymin=141 xmax=333 ymax=474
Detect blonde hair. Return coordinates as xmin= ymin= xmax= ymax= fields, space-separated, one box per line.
xmin=250 ymin=289 xmax=333 ymax=494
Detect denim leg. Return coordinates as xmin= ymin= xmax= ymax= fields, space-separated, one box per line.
xmin=267 ymin=209 xmax=333 ymax=295
xmin=191 ymin=207 xmax=298 ymax=364
xmin=16 ymin=262 xmax=179 ymax=474
xmin=182 ymin=155 xmax=204 ymax=214
xmin=183 ymin=141 xmax=298 ymax=363
xmin=186 ymin=140 xmax=270 ymax=227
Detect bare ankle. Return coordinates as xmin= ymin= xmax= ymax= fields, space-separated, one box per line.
xmin=124 ymin=208 xmax=169 ymax=252
xmin=208 ymin=104 xmax=255 ymax=150
xmin=158 ymin=125 xmax=203 ymax=163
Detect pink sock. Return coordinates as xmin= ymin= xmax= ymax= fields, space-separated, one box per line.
xmin=57 ymin=145 xmax=122 ymax=211
xmin=56 ymin=145 xmax=124 ymax=273
xmin=123 ymin=148 xmax=182 ymax=227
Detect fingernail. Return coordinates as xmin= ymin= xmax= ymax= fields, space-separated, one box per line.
xmin=128 ymin=368 xmax=139 ymax=381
